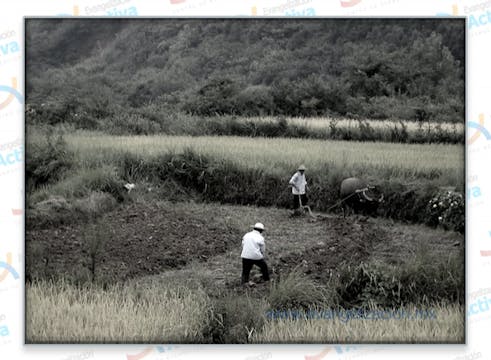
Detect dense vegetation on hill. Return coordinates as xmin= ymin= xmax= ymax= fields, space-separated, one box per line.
xmin=26 ymin=18 xmax=464 ymax=131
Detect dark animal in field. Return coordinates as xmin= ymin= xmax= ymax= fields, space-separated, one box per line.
xmin=340 ymin=177 xmax=384 ymax=217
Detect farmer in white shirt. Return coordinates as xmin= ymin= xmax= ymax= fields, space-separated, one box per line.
xmin=289 ymin=164 xmax=308 ymax=214
xmin=241 ymin=222 xmax=270 ymax=285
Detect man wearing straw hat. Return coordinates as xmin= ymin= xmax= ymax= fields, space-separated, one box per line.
xmin=289 ymin=164 xmax=308 ymax=215
xmin=241 ymin=222 xmax=270 ymax=286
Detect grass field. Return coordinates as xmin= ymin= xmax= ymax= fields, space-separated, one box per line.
xmin=64 ymin=133 xmax=463 ymax=185
xmin=26 ymin=279 xmax=211 ymax=343
xmin=27 ymin=278 xmax=464 ymax=344
xmin=253 ymin=303 xmax=464 ymax=343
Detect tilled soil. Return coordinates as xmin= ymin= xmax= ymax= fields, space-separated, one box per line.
xmin=26 ymin=202 xmax=239 ymax=281
xmin=274 ymin=216 xmax=389 ymax=283
xmin=26 ymin=201 xmax=463 ymax=287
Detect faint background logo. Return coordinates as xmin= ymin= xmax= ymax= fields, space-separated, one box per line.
xmin=0 ymin=30 xmax=19 ymax=59
xmin=480 ymin=230 xmax=491 ymax=257
xmin=127 ymin=346 xmax=174 ymax=360
xmin=305 ymin=348 xmax=331 ymax=360
xmin=436 ymin=4 xmax=459 ymax=16
xmin=452 ymin=352 xmax=482 ymax=360
xmin=0 ymin=313 xmax=10 ymax=339
xmin=11 ymin=208 xmax=22 ymax=216
xmin=0 ymin=77 xmax=23 ymax=110
xmin=254 ymin=0 xmax=315 ymax=16
xmin=56 ymin=5 xmax=80 ymax=16
xmin=468 ymin=114 xmax=491 ymax=144
xmin=58 ymin=351 xmax=94 ymax=360
xmin=305 ymin=345 xmax=359 ymax=359
xmin=0 ymin=253 xmax=19 ymax=282
xmin=340 ymin=0 xmax=362 ymax=7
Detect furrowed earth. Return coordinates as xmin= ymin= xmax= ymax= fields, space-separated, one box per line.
xmin=26 ymin=199 xmax=463 ymax=294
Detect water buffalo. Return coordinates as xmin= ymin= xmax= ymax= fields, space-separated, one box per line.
xmin=340 ymin=177 xmax=384 ymax=217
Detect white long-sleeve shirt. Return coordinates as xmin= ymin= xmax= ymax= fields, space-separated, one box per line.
xmin=241 ymin=230 xmax=265 ymax=260
xmin=289 ymin=171 xmax=307 ymax=195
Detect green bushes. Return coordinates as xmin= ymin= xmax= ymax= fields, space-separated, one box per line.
xmin=426 ymin=190 xmax=465 ymax=234
xmin=43 ymin=166 xmax=127 ymax=201
xmin=28 ymin=192 xmax=118 ymax=229
xmin=27 ymin=101 xmax=77 ymax=126
xmin=337 ymin=252 xmax=464 ymax=308
xmin=182 ymin=78 xmax=243 ymax=116
xmin=235 ymin=85 xmax=275 ymax=116
xmin=26 ymin=131 xmax=74 ymax=192
xmin=28 ymin=164 xmax=126 ymax=229
xmin=377 ymin=182 xmax=436 ymax=223
xmin=102 ymin=113 xmax=162 ymax=135
xmin=148 ymin=150 xmax=289 ymax=207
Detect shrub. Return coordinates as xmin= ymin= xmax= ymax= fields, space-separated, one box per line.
xmin=73 ymin=192 xmax=118 ymax=217
xmin=28 ymin=191 xmax=119 ymax=230
xmin=155 ymin=149 xmax=290 ymax=207
xmin=337 ymin=253 xmax=464 ymax=308
xmin=26 ymin=131 xmax=74 ymax=192
xmin=184 ymin=78 xmax=240 ymax=116
xmin=27 ymin=101 xmax=76 ymax=126
xmin=268 ymin=269 xmax=338 ymax=311
xmin=426 ymin=190 xmax=464 ymax=233
xmin=103 ymin=113 xmax=162 ymax=135
xmin=356 ymin=119 xmax=376 ymax=141
xmin=390 ymin=120 xmax=409 ymax=143
xmin=112 ymin=152 xmax=151 ymax=182
xmin=234 ymin=85 xmax=274 ymax=116
xmin=206 ymin=295 xmax=269 ymax=343
xmin=67 ymin=166 xmax=127 ymax=201
xmin=378 ymin=182 xmax=438 ymax=224
xmin=31 ymin=166 xmax=126 ymax=203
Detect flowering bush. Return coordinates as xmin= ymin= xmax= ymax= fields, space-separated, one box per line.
xmin=426 ymin=190 xmax=464 ymax=233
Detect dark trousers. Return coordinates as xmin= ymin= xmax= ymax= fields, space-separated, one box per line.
xmin=293 ymin=194 xmax=308 ymax=209
xmin=241 ymin=258 xmax=270 ymax=284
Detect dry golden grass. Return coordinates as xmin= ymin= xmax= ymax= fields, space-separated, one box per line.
xmin=26 ymin=279 xmax=211 ymax=343
xmin=252 ymin=304 xmax=464 ymax=343
xmin=65 ymin=134 xmax=463 ymax=184
xmin=246 ymin=115 xmax=464 ymax=133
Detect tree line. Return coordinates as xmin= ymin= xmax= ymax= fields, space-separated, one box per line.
xmin=26 ymin=18 xmax=465 ymax=129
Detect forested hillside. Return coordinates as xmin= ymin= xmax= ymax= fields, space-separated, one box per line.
xmin=26 ymin=18 xmax=465 ymax=130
